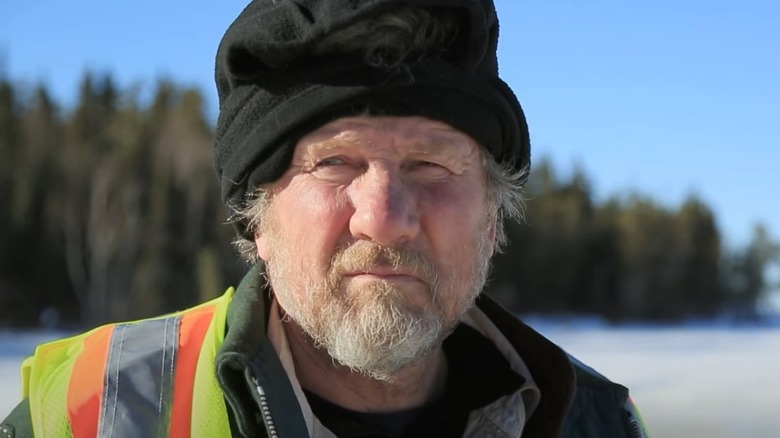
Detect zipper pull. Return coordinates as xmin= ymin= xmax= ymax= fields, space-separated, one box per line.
xmin=254 ymin=377 xmax=280 ymax=438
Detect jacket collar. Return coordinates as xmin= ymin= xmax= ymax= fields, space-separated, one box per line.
xmin=475 ymin=295 xmax=576 ymax=437
xmin=215 ymin=265 xmax=309 ymax=437
xmin=216 ymin=266 xmax=576 ymax=437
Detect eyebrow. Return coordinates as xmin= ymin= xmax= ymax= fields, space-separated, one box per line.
xmin=304 ymin=136 xmax=470 ymax=156
xmin=303 ymin=136 xmax=363 ymax=153
xmin=405 ymin=141 xmax=465 ymax=155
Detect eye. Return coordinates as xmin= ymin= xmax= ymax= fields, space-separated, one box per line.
xmin=306 ymin=155 xmax=362 ymax=182
xmin=407 ymin=160 xmax=451 ymax=178
xmin=411 ymin=160 xmax=444 ymax=169
xmin=315 ymin=156 xmax=348 ymax=167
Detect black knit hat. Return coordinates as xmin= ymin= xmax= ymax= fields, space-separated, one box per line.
xmin=215 ymin=0 xmax=530 ymax=236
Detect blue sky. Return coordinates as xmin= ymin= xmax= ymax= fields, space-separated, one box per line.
xmin=1 ymin=0 xmax=778 ymax=249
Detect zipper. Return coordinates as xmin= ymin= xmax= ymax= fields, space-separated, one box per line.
xmin=254 ymin=377 xmax=280 ymax=438
xmin=626 ymin=408 xmax=646 ymax=438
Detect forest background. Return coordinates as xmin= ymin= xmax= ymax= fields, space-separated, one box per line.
xmin=1 ymin=74 xmax=778 ymax=328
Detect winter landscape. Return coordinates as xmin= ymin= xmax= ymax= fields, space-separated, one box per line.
xmin=2 ymin=321 xmax=778 ymax=437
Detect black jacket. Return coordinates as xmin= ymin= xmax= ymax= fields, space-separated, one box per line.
xmin=2 ymin=267 xmax=646 ymax=437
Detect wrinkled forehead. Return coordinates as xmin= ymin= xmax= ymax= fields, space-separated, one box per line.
xmin=292 ymin=115 xmax=482 ymax=158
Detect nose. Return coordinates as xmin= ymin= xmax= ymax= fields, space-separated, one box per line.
xmin=348 ymin=166 xmax=420 ymax=246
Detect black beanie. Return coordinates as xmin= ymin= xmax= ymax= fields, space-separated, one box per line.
xmin=215 ymin=0 xmax=530 ymax=236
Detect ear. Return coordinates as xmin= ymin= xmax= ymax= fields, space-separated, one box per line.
xmin=486 ymin=217 xmax=498 ymax=254
xmin=255 ymin=231 xmax=272 ymax=261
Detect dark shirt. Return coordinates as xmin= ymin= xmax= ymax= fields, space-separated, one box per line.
xmin=305 ymin=324 xmax=525 ymax=438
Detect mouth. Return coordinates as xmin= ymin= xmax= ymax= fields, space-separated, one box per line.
xmin=343 ymin=266 xmax=425 ymax=283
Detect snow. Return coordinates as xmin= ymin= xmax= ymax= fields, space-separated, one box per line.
xmin=2 ymin=324 xmax=779 ymax=437
xmin=528 ymin=321 xmax=780 ymax=437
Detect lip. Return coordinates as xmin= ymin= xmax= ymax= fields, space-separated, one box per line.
xmin=343 ymin=267 xmax=424 ymax=282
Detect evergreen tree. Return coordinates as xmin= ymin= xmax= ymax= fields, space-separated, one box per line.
xmin=1 ymin=76 xmax=776 ymax=326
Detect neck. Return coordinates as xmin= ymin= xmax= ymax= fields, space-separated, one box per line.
xmin=283 ymin=319 xmax=448 ymax=413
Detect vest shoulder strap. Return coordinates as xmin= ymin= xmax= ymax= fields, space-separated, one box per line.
xmin=22 ymin=288 xmax=235 ymax=438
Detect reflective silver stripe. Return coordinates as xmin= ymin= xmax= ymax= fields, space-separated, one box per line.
xmin=98 ymin=316 xmax=180 ymax=438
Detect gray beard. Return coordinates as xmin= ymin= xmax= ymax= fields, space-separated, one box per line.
xmin=306 ymin=279 xmax=446 ymax=381
xmin=264 ymin=237 xmax=492 ymax=382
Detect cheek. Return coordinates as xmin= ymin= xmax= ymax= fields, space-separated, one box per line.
xmin=418 ymin=183 xmax=492 ymax=262
xmin=295 ymin=186 xmax=352 ymax=232
xmin=419 ymin=182 xmax=488 ymax=231
xmin=261 ymin=185 xmax=352 ymax=258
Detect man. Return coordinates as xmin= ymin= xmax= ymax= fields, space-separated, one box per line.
xmin=2 ymin=0 xmax=648 ymax=437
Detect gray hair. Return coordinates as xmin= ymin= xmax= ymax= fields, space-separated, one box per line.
xmin=231 ymin=4 xmax=528 ymax=262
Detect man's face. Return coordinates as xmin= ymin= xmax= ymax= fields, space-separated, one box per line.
xmin=255 ymin=115 xmax=496 ymax=381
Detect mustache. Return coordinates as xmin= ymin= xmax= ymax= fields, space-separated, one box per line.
xmin=329 ymin=241 xmax=439 ymax=287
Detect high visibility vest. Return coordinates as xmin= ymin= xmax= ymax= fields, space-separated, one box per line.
xmin=21 ymin=288 xmax=236 ymax=438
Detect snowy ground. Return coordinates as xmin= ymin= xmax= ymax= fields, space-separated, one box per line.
xmin=527 ymin=319 xmax=780 ymax=437
xmin=2 ymin=323 xmax=779 ymax=437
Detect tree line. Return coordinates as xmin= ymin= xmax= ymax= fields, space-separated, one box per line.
xmin=0 ymin=73 xmax=777 ymax=327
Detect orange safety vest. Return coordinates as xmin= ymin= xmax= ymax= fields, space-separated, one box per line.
xmin=21 ymin=289 xmax=235 ymax=438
